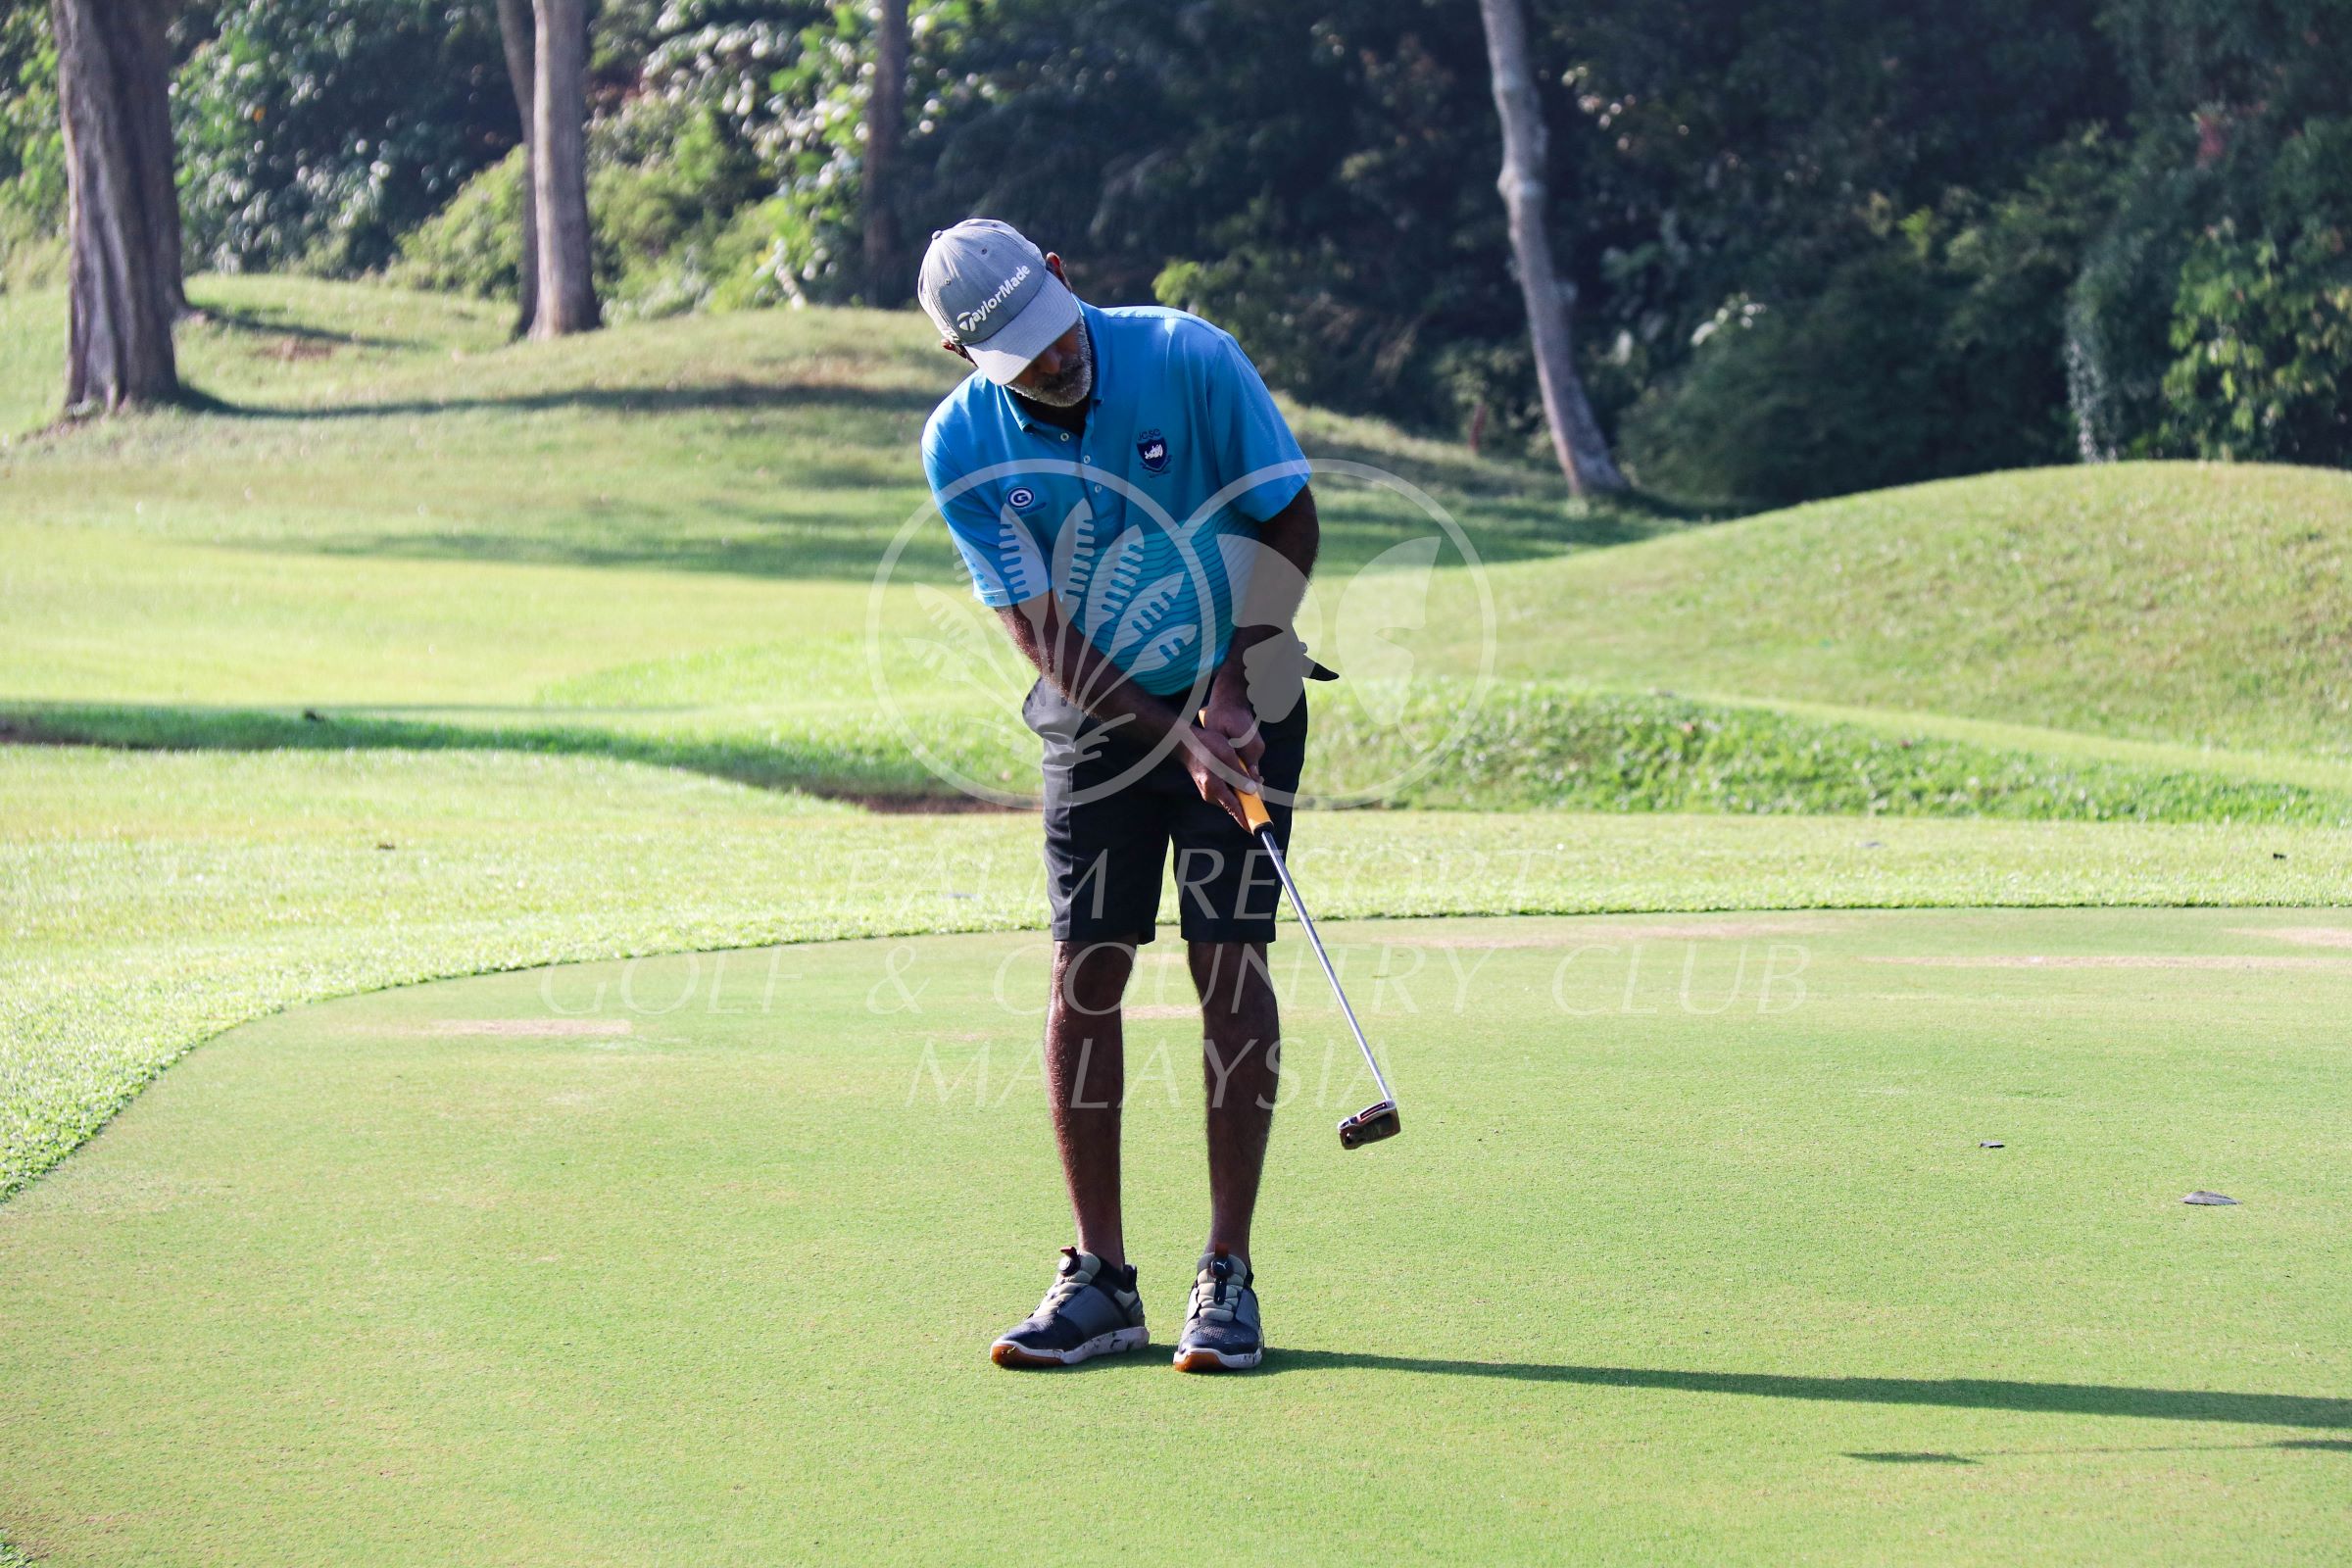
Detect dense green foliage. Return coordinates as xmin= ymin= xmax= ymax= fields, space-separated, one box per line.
xmin=173 ymin=0 xmax=515 ymax=274
xmin=2069 ymin=0 xmax=2352 ymax=466
xmin=0 ymin=0 xmax=61 ymax=290
xmin=11 ymin=0 xmax=2352 ymax=489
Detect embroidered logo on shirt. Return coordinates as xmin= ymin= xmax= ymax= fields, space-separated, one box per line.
xmin=1005 ymin=485 xmax=1040 ymax=512
xmin=1136 ymin=428 xmax=1169 ymax=474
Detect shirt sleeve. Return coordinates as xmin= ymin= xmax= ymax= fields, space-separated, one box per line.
xmin=1198 ymin=327 xmax=1309 ymax=523
xmin=922 ymin=433 xmax=1037 ymax=608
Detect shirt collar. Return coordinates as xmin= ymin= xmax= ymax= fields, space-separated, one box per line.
xmin=1002 ymin=300 xmax=1107 ymax=433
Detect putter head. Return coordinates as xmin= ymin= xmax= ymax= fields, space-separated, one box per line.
xmin=1338 ymin=1100 xmax=1400 ymax=1151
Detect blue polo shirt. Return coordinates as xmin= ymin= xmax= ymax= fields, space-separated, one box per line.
xmin=919 ymin=302 xmax=1309 ymax=698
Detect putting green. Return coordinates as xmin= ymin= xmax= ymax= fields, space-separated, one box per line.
xmin=4 ymin=910 xmax=2348 ymax=1565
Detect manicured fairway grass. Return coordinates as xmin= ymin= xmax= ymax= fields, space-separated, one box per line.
xmin=3 ymin=910 xmax=2346 ymax=1564
xmin=9 ymin=741 xmax=2346 ymax=1203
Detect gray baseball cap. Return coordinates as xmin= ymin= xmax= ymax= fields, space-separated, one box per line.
xmin=916 ymin=219 xmax=1081 ymax=385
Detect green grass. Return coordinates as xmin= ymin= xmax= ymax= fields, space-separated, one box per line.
xmin=7 ymin=270 xmax=2352 ymax=1563
xmin=6 ymin=741 xmax=2346 ymax=1203
xmin=0 ymin=274 xmax=1624 ymax=574
xmin=0 ymin=285 xmax=66 ymax=443
xmin=3 ymin=909 xmax=2346 ymax=1563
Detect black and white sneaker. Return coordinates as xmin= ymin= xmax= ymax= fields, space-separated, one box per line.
xmin=990 ymin=1248 xmax=1148 ymax=1368
xmin=1173 ymin=1247 xmax=1263 ymax=1372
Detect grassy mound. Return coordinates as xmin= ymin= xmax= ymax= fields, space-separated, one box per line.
xmin=1426 ymin=464 xmax=2352 ymax=757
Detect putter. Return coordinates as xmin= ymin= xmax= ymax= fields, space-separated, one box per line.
xmin=1232 ymin=785 xmax=1400 ymax=1150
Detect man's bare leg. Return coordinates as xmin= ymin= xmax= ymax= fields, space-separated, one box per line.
xmin=1190 ymin=939 xmax=1281 ymax=1263
xmin=1046 ymin=938 xmax=1135 ymax=1269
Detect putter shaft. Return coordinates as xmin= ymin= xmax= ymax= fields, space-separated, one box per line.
xmin=1239 ymin=791 xmax=1395 ymax=1105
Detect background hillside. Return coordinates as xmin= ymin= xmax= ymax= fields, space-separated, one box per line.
xmin=6 ymin=276 xmax=2347 ymax=826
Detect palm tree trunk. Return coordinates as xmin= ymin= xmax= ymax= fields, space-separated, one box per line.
xmin=1477 ymin=0 xmax=1626 ymax=495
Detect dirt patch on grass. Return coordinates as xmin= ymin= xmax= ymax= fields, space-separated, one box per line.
xmin=839 ymin=792 xmax=1027 ymax=815
xmin=1396 ymin=915 xmax=1850 ymax=950
xmin=2230 ymin=925 xmax=2352 ymax=950
xmin=1864 ymin=956 xmax=2352 ymax=971
xmin=0 ymin=717 xmax=75 ymax=747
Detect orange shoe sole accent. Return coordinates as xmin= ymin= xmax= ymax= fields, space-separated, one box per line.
xmin=1173 ymin=1348 xmax=1256 ymax=1373
xmin=992 ymin=1342 xmax=1061 ymax=1368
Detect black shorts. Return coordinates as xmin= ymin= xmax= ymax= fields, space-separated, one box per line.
xmin=1024 ymin=677 xmax=1307 ymax=947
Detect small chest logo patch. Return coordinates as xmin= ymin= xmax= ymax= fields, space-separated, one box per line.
xmin=1136 ymin=429 xmax=1170 ymax=474
xmin=1004 ymin=485 xmax=1039 ymax=512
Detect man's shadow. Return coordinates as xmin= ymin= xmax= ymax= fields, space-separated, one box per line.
xmin=1239 ymin=1350 xmax=2352 ymax=1432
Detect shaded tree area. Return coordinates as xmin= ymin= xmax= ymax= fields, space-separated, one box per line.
xmin=172 ymin=0 xmax=516 ymax=277
xmin=6 ymin=0 xmax=2349 ymax=488
xmin=2073 ymin=0 xmax=2352 ymax=466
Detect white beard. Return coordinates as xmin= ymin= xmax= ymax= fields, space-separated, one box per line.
xmin=1021 ymin=326 xmax=1095 ymax=407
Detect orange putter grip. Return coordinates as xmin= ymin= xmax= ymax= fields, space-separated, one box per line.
xmin=1198 ymin=709 xmax=1274 ymax=831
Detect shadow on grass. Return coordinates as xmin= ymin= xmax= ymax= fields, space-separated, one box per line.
xmin=180 ymin=379 xmax=942 ymax=423
xmin=227 ymin=489 xmax=1621 ymax=579
xmin=1262 ymin=1350 xmax=2352 ymax=1430
xmin=157 ymin=381 xmax=1713 ymax=577
xmin=182 ymin=304 xmax=422 ymax=353
xmin=0 ymin=702 xmax=1015 ymax=813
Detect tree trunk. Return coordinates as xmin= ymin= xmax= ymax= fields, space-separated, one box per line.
xmin=495 ymin=0 xmax=538 ymax=335
xmin=1476 ymin=0 xmax=1626 ymax=496
xmin=528 ymin=0 xmax=597 ymax=338
xmin=52 ymin=0 xmax=180 ymax=413
xmin=862 ymin=0 xmax=908 ymax=306
xmin=123 ymin=1 xmax=182 ymax=314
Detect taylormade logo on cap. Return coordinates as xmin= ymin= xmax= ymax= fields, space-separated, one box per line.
xmin=955 ymin=264 xmax=1033 ymax=337
xmin=917 ymin=218 xmax=1083 ymax=386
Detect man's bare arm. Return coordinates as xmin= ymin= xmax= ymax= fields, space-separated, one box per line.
xmin=1202 ymin=484 xmax=1319 ymax=769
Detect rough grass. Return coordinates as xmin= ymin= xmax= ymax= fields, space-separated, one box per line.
xmin=7 ymin=280 xmax=2343 ymax=815
xmin=3 ymin=910 xmax=2346 ymax=1563
xmin=13 ymin=685 xmax=2352 ymax=825
xmin=0 ymin=274 xmax=1632 ymax=576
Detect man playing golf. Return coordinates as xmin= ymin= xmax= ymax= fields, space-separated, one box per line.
xmin=917 ymin=218 xmax=1319 ymax=1372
